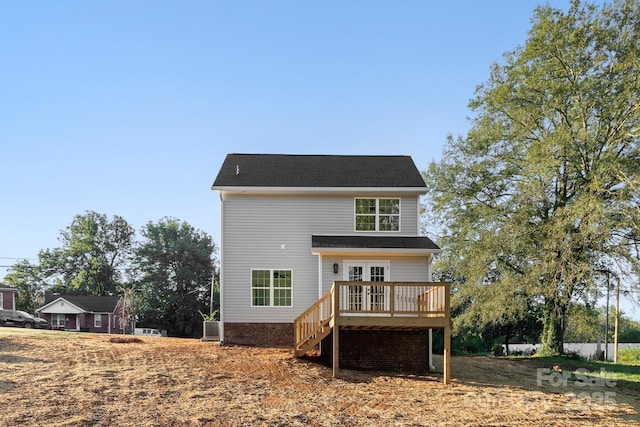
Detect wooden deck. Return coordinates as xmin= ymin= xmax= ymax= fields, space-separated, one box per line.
xmin=294 ymin=281 xmax=451 ymax=384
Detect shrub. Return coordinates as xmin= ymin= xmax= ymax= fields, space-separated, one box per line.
xmin=491 ymin=343 xmax=504 ymax=357
xmin=618 ymin=347 xmax=640 ymax=365
xmin=563 ymin=350 xmax=584 ymax=361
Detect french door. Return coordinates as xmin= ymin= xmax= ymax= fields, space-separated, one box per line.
xmin=345 ymin=262 xmax=389 ymax=312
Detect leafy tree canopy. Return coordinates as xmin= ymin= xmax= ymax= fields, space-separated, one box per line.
xmin=38 ymin=211 xmax=135 ymax=296
xmin=3 ymin=259 xmax=43 ymax=313
xmin=424 ymin=0 xmax=640 ymax=355
xmin=135 ymin=217 xmax=218 ymax=338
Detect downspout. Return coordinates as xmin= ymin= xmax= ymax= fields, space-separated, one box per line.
xmin=218 ymin=191 xmax=225 ymax=343
xmin=317 ymin=254 xmax=323 ymax=299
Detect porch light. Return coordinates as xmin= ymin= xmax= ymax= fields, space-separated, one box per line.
xmin=333 ymin=263 xmax=339 ymax=274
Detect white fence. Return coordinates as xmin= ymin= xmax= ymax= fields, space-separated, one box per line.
xmin=505 ymin=342 xmax=640 ymax=361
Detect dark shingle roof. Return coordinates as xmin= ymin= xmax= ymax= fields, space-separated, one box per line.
xmin=0 ymin=284 xmax=19 ymax=292
xmin=312 ymin=235 xmax=440 ymax=250
xmin=212 ymin=154 xmax=426 ymax=188
xmin=55 ymin=295 xmax=121 ymax=312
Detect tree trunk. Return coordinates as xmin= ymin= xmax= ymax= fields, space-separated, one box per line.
xmin=540 ymin=299 xmax=564 ymax=356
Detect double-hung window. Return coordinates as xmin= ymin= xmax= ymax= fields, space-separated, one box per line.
xmin=251 ymin=269 xmax=292 ymax=307
xmin=94 ymin=314 xmax=102 ymax=328
xmin=355 ymin=198 xmax=400 ymax=231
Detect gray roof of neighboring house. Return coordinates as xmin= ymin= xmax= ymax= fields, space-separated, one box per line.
xmin=212 ymin=154 xmax=427 ymax=188
xmin=49 ymin=295 xmax=121 ymax=313
xmin=312 ymin=235 xmax=441 ymax=251
xmin=0 ymin=284 xmax=19 ymax=292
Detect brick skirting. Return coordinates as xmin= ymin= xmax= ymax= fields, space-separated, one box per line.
xmin=320 ymin=329 xmax=430 ymax=373
xmin=223 ymin=322 xmax=293 ymax=346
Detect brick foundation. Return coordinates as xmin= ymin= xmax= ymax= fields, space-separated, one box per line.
xmin=223 ymin=323 xmax=293 ymax=346
xmin=320 ymin=329 xmax=430 ymax=373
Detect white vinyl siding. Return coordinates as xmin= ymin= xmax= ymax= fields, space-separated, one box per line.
xmin=219 ymin=194 xmax=423 ymax=323
xmin=319 ymin=256 xmax=430 ymax=295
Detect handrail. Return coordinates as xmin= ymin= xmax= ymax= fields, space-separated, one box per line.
xmin=294 ymin=282 xmax=450 ymax=352
xmin=333 ymin=281 xmax=449 ymax=317
xmin=294 ymin=288 xmax=333 ymax=348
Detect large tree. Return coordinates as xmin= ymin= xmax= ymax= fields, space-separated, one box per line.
xmin=425 ymin=0 xmax=640 ymax=355
xmin=3 ymin=259 xmax=44 ymax=313
xmin=39 ymin=211 xmax=135 ymax=295
xmin=135 ymin=218 xmax=217 ymax=338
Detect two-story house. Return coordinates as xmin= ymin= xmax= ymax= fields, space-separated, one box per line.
xmin=212 ymin=154 xmax=450 ymax=383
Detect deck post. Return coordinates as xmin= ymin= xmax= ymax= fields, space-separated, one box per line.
xmin=332 ymin=283 xmax=340 ymax=378
xmin=443 ymin=283 xmax=451 ymax=384
xmin=443 ymin=324 xmax=451 ymax=384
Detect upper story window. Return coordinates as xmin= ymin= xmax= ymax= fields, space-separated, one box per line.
xmin=251 ymin=269 xmax=292 ymax=307
xmin=355 ymin=198 xmax=400 ymax=231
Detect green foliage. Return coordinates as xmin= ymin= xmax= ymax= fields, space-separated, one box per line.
xmin=424 ymin=0 xmax=640 ymax=356
xmin=2 ymin=212 xmax=219 ymax=339
xmin=199 ymin=310 xmax=220 ymax=321
xmin=616 ymin=313 xmax=640 ymax=343
xmin=39 ymin=211 xmax=135 ymax=296
xmin=563 ymin=303 xmax=601 ymax=343
xmin=3 ymin=260 xmax=43 ymax=313
xmin=135 ymin=217 xmax=218 ymax=338
xmin=618 ymin=347 xmax=640 ymax=365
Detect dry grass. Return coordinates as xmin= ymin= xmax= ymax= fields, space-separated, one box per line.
xmin=1 ymin=328 xmax=639 ymax=426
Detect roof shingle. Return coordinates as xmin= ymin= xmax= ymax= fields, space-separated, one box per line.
xmin=312 ymin=235 xmax=440 ymax=250
xmin=212 ymin=154 xmax=426 ymax=188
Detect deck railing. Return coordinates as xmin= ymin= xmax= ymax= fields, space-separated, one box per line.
xmin=294 ymin=281 xmax=451 ymax=384
xmin=334 ymin=281 xmax=449 ymax=318
xmin=294 ymin=290 xmax=332 ymax=354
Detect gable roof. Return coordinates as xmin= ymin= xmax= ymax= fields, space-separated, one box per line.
xmin=212 ymin=154 xmax=427 ymax=189
xmin=40 ymin=295 xmax=121 ymax=313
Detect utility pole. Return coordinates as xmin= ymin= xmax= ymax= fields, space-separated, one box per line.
xmin=614 ymin=276 xmax=620 ymax=363
xmin=604 ymin=271 xmax=610 ymax=362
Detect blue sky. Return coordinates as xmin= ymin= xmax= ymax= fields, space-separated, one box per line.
xmin=3 ymin=1 xmax=634 ymax=318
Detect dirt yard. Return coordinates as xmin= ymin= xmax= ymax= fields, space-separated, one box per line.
xmin=0 ymin=328 xmax=638 ymax=426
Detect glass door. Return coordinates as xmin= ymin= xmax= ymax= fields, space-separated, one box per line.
xmin=345 ymin=262 xmax=388 ymax=312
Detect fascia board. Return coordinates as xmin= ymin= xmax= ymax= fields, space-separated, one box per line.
xmin=38 ymin=297 xmax=86 ymax=314
xmin=311 ymin=247 xmax=442 ymax=256
xmin=212 ymin=186 xmax=427 ymax=195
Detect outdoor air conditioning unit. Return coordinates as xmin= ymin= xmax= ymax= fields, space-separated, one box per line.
xmin=202 ymin=320 xmax=220 ymax=341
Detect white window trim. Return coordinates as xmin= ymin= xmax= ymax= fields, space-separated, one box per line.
xmin=94 ymin=314 xmax=102 ymax=328
xmin=250 ymin=268 xmax=293 ymax=308
xmin=0 ymin=293 xmax=3 ymax=309
xmin=354 ymin=198 xmax=401 ymax=232
xmin=343 ymin=260 xmax=391 ymax=281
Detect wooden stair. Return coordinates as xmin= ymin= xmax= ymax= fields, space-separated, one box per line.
xmin=294 ymin=290 xmax=333 ymax=356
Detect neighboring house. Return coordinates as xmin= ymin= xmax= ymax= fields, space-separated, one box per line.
xmin=36 ymin=294 xmax=131 ymax=334
xmin=212 ymin=154 xmax=451 ymax=383
xmin=0 ymin=284 xmax=18 ymax=310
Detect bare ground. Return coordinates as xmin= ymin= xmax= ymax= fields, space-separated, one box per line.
xmin=0 ymin=328 xmax=639 ymax=426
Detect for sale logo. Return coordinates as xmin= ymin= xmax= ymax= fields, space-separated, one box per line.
xmin=537 ymin=367 xmax=617 ymax=406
